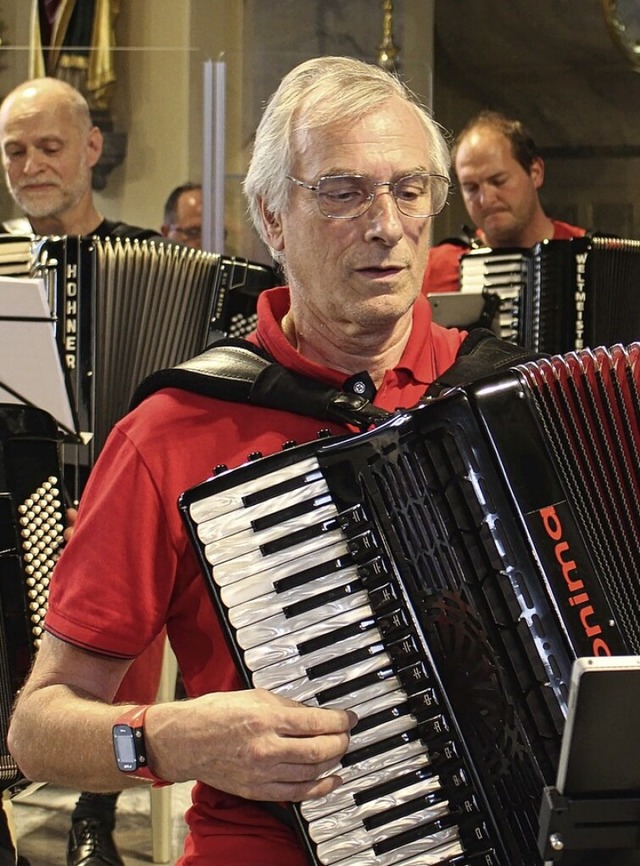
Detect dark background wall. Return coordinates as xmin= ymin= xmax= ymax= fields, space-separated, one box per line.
xmin=431 ymin=0 xmax=640 ymax=241
xmin=1 ymin=1 xmax=638 ymax=252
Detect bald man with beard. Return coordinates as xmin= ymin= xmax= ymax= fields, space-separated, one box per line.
xmin=0 ymin=77 xmax=163 ymax=866
xmin=0 ymin=76 xmax=154 ymax=244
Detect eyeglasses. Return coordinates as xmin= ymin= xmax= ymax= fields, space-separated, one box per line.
xmin=286 ymin=172 xmax=450 ymax=219
xmin=169 ymin=225 xmax=202 ymax=241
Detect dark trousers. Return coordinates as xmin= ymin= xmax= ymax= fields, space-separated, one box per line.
xmin=0 ymin=803 xmax=15 ymax=866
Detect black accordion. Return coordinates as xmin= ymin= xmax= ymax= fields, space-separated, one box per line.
xmin=208 ymin=255 xmax=278 ymax=339
xmin=460 ymin=236 xmax=640 ymax=354
xmin=0 ymin=405 xmax=64 ymax=790
xmin=31 ymin=235 xmax=276 ymax=498
xmin=180 ymin=342 xmax=640 ymax=866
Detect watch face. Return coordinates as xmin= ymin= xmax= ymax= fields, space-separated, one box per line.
xmin=112 ymin=724 xmax=138 ymax=772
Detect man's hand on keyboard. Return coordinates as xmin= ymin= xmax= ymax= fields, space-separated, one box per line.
xmin=145 ymin=687 xmax=358 ymax=802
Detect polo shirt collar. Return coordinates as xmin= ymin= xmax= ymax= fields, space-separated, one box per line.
xmin=254 ymin=285 xmax=436 ymax=389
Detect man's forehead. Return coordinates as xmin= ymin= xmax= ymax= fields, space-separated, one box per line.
xmin=176 ymin=190 xmax=202 ymax=218
xmin=2 ymin=94 xmax=74 ymax=128
xmin=456 ymin=133 xmax=516 ymax=173
xmin=293 ymin=102 xmax=431 ymax=172
xmin=1 ymin=127 xmax=67 ymax=148
xmin=179 ymin=189 xmax=202 ymax=207
xmin=457 ymin=129 xmax=511 ymax=160
xmin=0 ymin=109 xmax=80 ymax=150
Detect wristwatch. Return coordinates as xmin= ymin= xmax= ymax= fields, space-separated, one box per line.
xmin=112 ymin=704 xmax=171 ymax=787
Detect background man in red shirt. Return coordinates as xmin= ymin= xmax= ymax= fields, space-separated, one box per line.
xmin=423 ymin=110 xmax=586 ymax=294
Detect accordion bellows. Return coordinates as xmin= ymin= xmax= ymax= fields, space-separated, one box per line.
xmin=31 ymin=235 xmax=275 ymax=497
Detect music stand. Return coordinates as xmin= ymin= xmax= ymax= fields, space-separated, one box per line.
xmin=538 ymin=657 xmax=640 ymax=864
xmin=0 ymin=276 xmax=78 ymax=439
xmin=427 ymin=290 xmax=501 ymax=334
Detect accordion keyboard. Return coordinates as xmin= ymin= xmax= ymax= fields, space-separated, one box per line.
xmin=181 ymin=429 xmax=546 ymax=866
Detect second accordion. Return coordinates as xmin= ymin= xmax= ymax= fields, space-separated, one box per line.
xmin=459 ymin=235 xmax=640 ymax=354
xmin=30 ymin=235 xmax=276 ymax=497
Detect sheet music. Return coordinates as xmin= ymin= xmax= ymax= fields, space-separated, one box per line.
xmin=0 ymin=276 xmax=77 ymax=435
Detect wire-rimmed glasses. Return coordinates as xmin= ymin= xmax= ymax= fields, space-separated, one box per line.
xmin=286 ymin=172 xmax=450 ymax=219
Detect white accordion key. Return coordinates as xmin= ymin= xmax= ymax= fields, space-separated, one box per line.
xmin=187 ymin=457 xmax=322 ymax=522
xmin=194 ymin=479 xmax=331 ymax=544
xmin=240 ymin=602 xmax=372 ymax=662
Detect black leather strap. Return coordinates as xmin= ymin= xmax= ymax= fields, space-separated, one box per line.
xmin=132 ymin=330 xmax=545 ymax=426
xmin=130 ymin=338 xmax=391 ymax=431
xmin=129 ymin=339 xmax=274 ymax=407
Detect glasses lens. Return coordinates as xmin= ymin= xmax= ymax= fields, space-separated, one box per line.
xmin=316 ymin=176 xmax=370 ymax=218
xmin=180 ymin=226 xmax=202 ymax=240
xmin=312 ymin=173 xmax=450 ymax=219
xmin=394 ymin=174 xmax=449 ymax=217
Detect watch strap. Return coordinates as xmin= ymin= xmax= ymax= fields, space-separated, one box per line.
xmin=112 ymin=704 xmax=172 ymax=787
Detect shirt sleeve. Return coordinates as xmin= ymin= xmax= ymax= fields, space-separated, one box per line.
xmin=422 ymin=243 xmax=467 ymax=295
xmin=45 ymin=424 xmax=178 ymax=658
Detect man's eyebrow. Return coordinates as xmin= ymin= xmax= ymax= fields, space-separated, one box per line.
xmin=314 ymin=165 xmax=432 ymax=178
xmin=3 ymin=135 xmax=64 ymax=149
xmin=35 ymin=136 xmax=65 ymax=145
xmin=461 ymin=170 xmax=508 ymax=185
xmin=486 ymin=169 xmax=509 ymax=181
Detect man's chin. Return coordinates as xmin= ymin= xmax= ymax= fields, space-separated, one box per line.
xmin=482 ymin=216 xmax=519 ymax=246
xmin=13 ymin=193 xmax=61 ymax=220
xmin=353 ymin=289 xmax=416 ymax=328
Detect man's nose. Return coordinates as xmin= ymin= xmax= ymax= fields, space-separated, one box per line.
xmin=478 ymin=183 xmax=497 ymax=206
xmin=22 ymin=150 xmax=44 ymax=174
xmin=364 ymin=188 xmax=404 ymax=242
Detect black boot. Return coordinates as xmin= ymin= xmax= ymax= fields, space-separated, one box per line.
xmin=67 ymin=793 xmax=124 ymax=866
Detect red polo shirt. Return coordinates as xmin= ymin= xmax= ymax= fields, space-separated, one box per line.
xmin=45 ymin=286 xmax=465 ymax=865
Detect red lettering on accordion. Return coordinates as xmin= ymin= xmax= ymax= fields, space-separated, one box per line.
xmin=539 ymin=505 xmax=612 ymax=656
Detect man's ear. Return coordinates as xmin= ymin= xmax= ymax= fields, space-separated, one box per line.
xmin=530 ymin=156 xmax=545 ymax=190
xmin=86 ymin=126 xmax=104 ymax=169
xmin=259 ymin=199 xmax=285 ymax=251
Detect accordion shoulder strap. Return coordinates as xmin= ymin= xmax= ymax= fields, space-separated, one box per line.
xmin=131 ymin=330 xmax=545 ymax=426
xmin=424 ymin=328 xmax=548 ymax=398
xmin=129 ymin=337 xmax=392 ymax=431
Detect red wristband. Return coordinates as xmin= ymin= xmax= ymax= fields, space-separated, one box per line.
xmin=112 ymin=704 xmax=172 ymax=788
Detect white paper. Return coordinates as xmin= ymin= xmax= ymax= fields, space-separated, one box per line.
xmin=0 ymin=276 xmax=77 ymax=435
